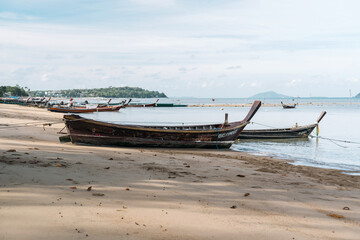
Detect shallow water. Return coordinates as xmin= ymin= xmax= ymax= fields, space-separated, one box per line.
xmin=80 ymin=97 xmax=360 ymax=173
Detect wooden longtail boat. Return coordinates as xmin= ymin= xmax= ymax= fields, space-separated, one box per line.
xmin=63 ymin=101 xmax=262 ymax=148
xmin=238 ymin=111 xmax=326 ymax=139
xmin=0 ymin=97 xmax=51 ymax=107
xmin=48 ymin=106 xmax=97 ymax=113
xmin=127 ymin=99 xmax=159 ymax=107
xmin=48 ymin=105 xmax=123 ymax=113
xmin=95 ymin=105 xmax=124 ymax=112
xmin=281 ymin=101 xmax=297 ymax=109
xmin=99 ymin=99 xmax=130 ymax=108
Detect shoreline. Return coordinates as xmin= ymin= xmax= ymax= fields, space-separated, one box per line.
xmin=1 ymin=103 xmax=359 ymax=239
xmin=2 ymin=97 xmax=360 ymax=109
xmin=188 ymin=102 xmax=360 ymax=107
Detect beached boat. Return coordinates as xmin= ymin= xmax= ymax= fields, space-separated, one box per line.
xmin=48 ymin=104 xmax=123 ymax=113
xmin=48 ymin=106 xmax=98 ymax=113
xmin=238 ymin=111 xmax=326 ymax=139
xmin=0 ymin=96 xmax=51 ymax=107
xmin=281 ymin=101 xmax=297 ymax=109
xmin=127 ymin=99 xmax=159 ymax=107
xmin=98 ymin=99 xmax=130 ymax=108
xmin=96 ymin=105 xmax=124 ymax=112
xmin=63 ymin=100 xmax=262 ymax=148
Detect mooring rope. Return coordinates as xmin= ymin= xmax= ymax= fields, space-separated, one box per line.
xmin=310 ymin=135 xmax=360 ymax=145
xmin=215 ymin=127 xmax=221 ymax=150
xmin=0 ymin=121 xmax=63 ymax=130
xmin=250 ymin=121 xmax=280 ymax=129
xmin=327 ymin=138 xmax=348 ymax=148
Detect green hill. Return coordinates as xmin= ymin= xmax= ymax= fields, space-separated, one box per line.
xmin=249 ymin=91 xmax=293 ymax=99
xmin=0 ymin=85 xmax=29 ymax=97
xmin=30 ymin=87 xmax=167 ymax=98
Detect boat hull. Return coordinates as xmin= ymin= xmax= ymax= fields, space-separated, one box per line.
xmin=48 ymin=105 xmax=122 ymax=113
xmin=48 ymin=107 xmax=97 ymax=113
xmin=64 ymin=115 xmax=248 ymax=148
xmin=63 ymin=100 xmax=262 ymax=148
xmin=95 ymin=105 xmax=123 ymax=112
xmin=238 ymin=124 xmax=317 ymax=139
xmin=69 ymin=134 xmax=235 ymax=148
xmin=126 ymin=99 xmax=159 ymax=107
xmin=282 ymin=105 xmax=296 ymax=109
xmin=127 ymin=103 xmax=156 ymax=107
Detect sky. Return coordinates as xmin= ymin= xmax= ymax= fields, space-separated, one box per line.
xmin=1 ymin=0 xmax=360 ymax=98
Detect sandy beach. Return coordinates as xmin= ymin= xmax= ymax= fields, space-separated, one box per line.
xmin=0 ymin=103 xmax=359 ymax=240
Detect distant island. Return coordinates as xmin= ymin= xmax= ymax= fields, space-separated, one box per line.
xmin=30 ymin=87 xmax=167 ymax=98
xmin=355 ymin=93 xmax=360 ymax=98
xmin=249 ymin=91 xmax=293 ymax=99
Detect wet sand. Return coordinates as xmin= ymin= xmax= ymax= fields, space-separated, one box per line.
xmin=0 ymin=103 xmax=359 ymax=240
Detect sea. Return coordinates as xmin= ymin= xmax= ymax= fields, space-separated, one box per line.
xmin=78 ymin=97 xmax=360 ymax=175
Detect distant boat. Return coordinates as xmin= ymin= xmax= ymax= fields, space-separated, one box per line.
xmin=0 ymin=96 xmax=50 ymax=107
xmin=49 ymin=106 xmax=98 ymax=113
xmin=48 ymin=104 xmax=124 ymax=113
xmin=96 ymin=105 xmax=124 ymax=112
xmin=281 ymin=101 xmax=297 ymax=109
xmin=63 ymin=101 xmax=262 ymax=148
xmin=100 ymin=99 xmax=129 ymax=107
xmin=127 ymin=99 xmax=159 ymax=107
xmin=238 ymin=111 xmax=326 ymax=139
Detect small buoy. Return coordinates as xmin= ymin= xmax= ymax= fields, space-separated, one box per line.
xmin=220 ymin=108 xmax=224 ymax=110
xmin=212 ymin=99 xmax=215 ymax=101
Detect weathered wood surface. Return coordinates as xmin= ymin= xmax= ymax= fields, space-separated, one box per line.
xmin=239 ymin=124 xmax=317 ymax=139
xmin=64 ymin=101 xmax=261 ymax=148
xmin=48 ymin=104 xmax=123 ymax=113
xmin=238 ymin=111 xmax=327 ymax=139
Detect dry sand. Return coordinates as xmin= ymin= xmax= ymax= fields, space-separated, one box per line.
xmin=0 ymin=103 xmax=359 ymax=240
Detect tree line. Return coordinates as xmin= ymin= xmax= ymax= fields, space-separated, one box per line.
xmin=0 ymin=85 xmax=29 ymax=97
xmin=30 ymin=86 xmax=167 ymax=98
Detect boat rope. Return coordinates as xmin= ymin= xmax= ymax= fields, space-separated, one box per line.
xmin=309 ymin=135 xmax=360 ymax=148
xmin=327 ymin=139 xmax=348 ymax=148
xmin=57 ymin=125 xmax=67 ymax=134
xmin=250 ymin=121 xmax=281 ymax=129
xmin=215 ymin=127 xmax=221 ymax=151
xmin=0 ymin=121 xmax=63 ymax=130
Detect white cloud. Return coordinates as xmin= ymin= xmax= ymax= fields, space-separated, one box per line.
xmin=130 ymin=0 xmax=176 ymax=9
xmin=0 ymin=12 xmax=39 ymax=20
xmin=250 ymin=81 xmax=262 ymax=87
xmin=41 ymin=73 xmax=48 ymax=82
xmin=226 ymin=65 xmax=242 ymax=70
xmin=1 ymin=1 xmax=360 ymax=97
xmin=347 ymin=77 xmax=359 ymax=83
xmin=287 ymin=79 xmax=302 ymax=86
